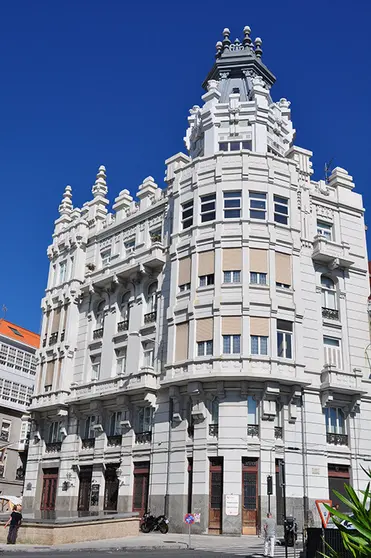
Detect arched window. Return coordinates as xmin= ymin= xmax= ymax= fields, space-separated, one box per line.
xmin=147 ymin=282 xmax=158 ymax=314
xmin=96 ymin=301 xmax=105 ymax=327
xmin=321 ymin=276 xmax=336 ymax=310
xmin=120 ymin=292 xmax=131 ymax=322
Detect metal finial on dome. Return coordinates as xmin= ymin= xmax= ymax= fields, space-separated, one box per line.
xmin=243 ymin=26 xmax=252 ymax=46
xmin=254 ymin=37 xmax=263 ymax=58
xmin=59 ymin=185 xmax=73 ymax=216
xmin=222 ymin=27 xmax=231 ymax=50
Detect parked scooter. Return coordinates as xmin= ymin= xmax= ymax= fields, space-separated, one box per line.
xmin=140 ymin=511 xmax=169 ymax=534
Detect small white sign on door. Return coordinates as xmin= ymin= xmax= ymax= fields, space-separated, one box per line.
xmin=225 ymin=494 xmax=239 ymax=516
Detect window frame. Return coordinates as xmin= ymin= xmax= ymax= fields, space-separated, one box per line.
xmin=137 ymin=406 xmax=153 ymax=433
xmin=200 ymin=194 xmax=216 ymax=223
xmin=197 ymin=340 xmax=213 ymax=357
xmin=317 ymin=220 xmax=332 ymax=240
xmin=274 ymin=195 xmax=289 ymax=226
xmin=249 ymin=192 xmax=267 ymax=220
xmin=223 ymin=270 xmax=241 ymax=284
xmin=142 ymin=342 xmax=155 ymax=368
xmin=247 ymin=396 xmax=258 ymax=426
xmin=91 ymin=356 xmax=101 ymax=381
xmin=109 ymin=411 xmax=122 ymax=436
xmin=116 ymin=348 xmax=127 ymax=375
xmin=59 ymin=260 xmax=67 ymax=284
xmin=222 ymin=334 xmax=241 ymax=355
xmin=250 ymin=272 xmax=267 ymax=285
xmin=250 ymin=335 xmax=268 ymax=356
xmin=179 ymin=282 xmax=191 ymax=292
xmin=100 ymin=248 xmax=111 ymax=267
xmin=199 ymin=274 xmax=215 ymax=287
xmin=324 ymin=407 xmax=345 ymax=435
xmin=223 ymin=191 xmax=242 ymax=219
xmin=182 ymin=200 xmax=194 ymax=230
xmin=277 ymin=320 xmax=293 ymax=359
xmin=321 ymin=276 xmax=337 ymax=310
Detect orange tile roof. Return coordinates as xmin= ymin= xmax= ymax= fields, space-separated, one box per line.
xmin=0 ymin=319 xmax=40 ymax=349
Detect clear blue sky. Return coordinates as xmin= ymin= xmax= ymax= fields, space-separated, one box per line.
xmin=1 ymin=0 xmax=370 ymax=333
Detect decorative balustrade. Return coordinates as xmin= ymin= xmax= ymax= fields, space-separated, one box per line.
xmin=322 ymin=308 xmax=339 ymax=320
xmin=107 ymin=435 xmax=122 ymax=447
xmin=93 ymin=328 xmax=104 ymax=340
xmin=117 ymin=320 xmax=129 ymax=332
xmin=135 ymin=431 xmax=152 ymax=444
xmin=247 ymin=424 xmax=259 ymax=437
xmin=274 ymin=426 xmax=283 ymax=439
xmin=45 ymin=441 xmax=62 ymax=453
xmin=49 ymin=332 xmax=58 ymax=345
xmin=144 ymin=312 xmax=157 ymax=325
xmin=209 ymin=424 xmax=219 ymax=437
xmin=81 ymin=438 xmax=95 ymax=449
xmin=327 ymin=432 xmax=348 ymax=446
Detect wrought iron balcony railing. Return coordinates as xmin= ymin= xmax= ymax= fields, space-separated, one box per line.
xmin=274 ymin=426 xmax=283 ymax=439
xmin=93 ymin=328 xmax=104 ymax=340
xmin=81 ymin=438 xmax=95 ymax=449
xmin=117 ymin=320 xmax=129 ymax=332
xmin=327 ymin=432 xmax=348 ymax=446
xmin=135 ymin=431 xmax=152 ymax=444
xmin=144 ymin=311 xmax=157 ymax=325
xmin=49 ymin=332 xmax=58 ymax=346
xmin=209 ymin=424 xmax=219 ymax=437
xmin=107 ymin=435 xmax=122 ymax=447
xmin=322 ymin=308 xmax=339 ymax=320
xmin=247 ymin=424 xmax=259 ymax=437
xmin=45 ymin=441 xmax=62 ymax=453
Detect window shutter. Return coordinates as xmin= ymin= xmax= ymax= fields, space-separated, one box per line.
xmin=51 ymin=307 xmax=61 ymax=333
xmin=223 ymin=248 xmax=242 ymax=271
xmin=222 ymin=317 xmax=242 ymax=335
xmin=178 ymin=257 xmax=191 ymax=285
xmin=250 ymin=317 xmax=269 ymax=336
xmin=196 ymin=318 xmax=213 ymax=342
xmin=198 ymin=251 xmax=215 ymax=276
xmin=250 ymin=249 xmax=268 ymax=273
xmin=175 ymin=322 xmax=189 ymax=361
xmin=44 ymin=360 xmax=55 ymax=387
xmin=275 ymin=252 xmax=291 ymax=286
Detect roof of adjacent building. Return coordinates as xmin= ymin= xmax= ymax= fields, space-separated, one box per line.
xmin=0 ymin=319 xmax=40 ymax=349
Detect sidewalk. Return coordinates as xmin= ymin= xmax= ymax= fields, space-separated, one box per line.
xmin=0 ymin=532 xmax=262 ymax=553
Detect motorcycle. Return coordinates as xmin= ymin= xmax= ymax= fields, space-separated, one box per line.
xmin=140 ymin=511 xmax=169 ymax=534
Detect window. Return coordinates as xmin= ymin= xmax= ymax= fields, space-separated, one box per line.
xmin=274 ymin=195 xmax=289 ymax=225
xmin=321 ymin=276 xmax=337 ymax=309
xmin=179 ymin=283 xmax=191 ymax=292
xmin=179 ymin=257 xmax=191 ymax=292
xmin=48 ymin=421 xmax=62 ymax=443
xmin=250 ymin=272 xmax=267 ymax=285
xmin=96 ymin=301 xmax=105 ymax=328
xmin=317 ymin=221 xmax=332 ymax=240
xmin=223 ymin=335 xmax=241 ymax=354
xmin=182 ymin=200 xmax=194 ymax=229
xmin=218 ymin=141 xmax=252 ymax=151
xmin=147 ymin=282 xmax=158 ymax=313
xmin=277 ymin=320 xmax=292 ymax=359
xmin=142 ymin=342 xmax=154 ymax=368
xmin=197 ymin=340 xmax=213 ymax=356
xmin=116 ymin=348 xmax=127 ymax=375
xmin=101 ymin=249 xmax=111 ymax=267
xmin=109 ymin=411 xmax=122 ymax=436
xmin=223 ymin=191 xmax=241 ymax=219
xmin=200 ymin=194 xmax=216 ymax=223
xmin=223 ymin=270 xmax=241 ymax=283
xmin=0 ymin=421 xmax=11 ymax=442
xmin=125 ymin=238 xmax=135 ymax=254
xmin=324 ymin=407 xmax=345 ymax=434
xmin=69 ymin=256 xmax=74 ymax=280
xmin=8 ymin=326 xmax=23 ymax=337
xmin=275 ymin=252 xmax=291 ymax=289
xmin=251 ymin=336 xmax=268 ymax=355
xmin=324 ymin=336 xmax=342 ymax=369
xmin=137 ymin=407 xmax=153 ymax=433
xmin=211 ymin=397 xmax=219 ymax=424
xmin=91 ymin=356 xmax=101 ymax=381
xmin=150 ymin=228 xmax=162 ymax=243
xmin=120 ymin=292 xmax=131 ymax=322
xmin=249 ymin=192 xmax=266 ymax=220
xmin=199 ymin=274 xmax=215 ymax=287
xmin=84 ymin=416 xmax=97 ymax=439
xmin=247 ymin=396 xmax=258 ymax=426
xmin=59 ymin=260 xmax=67 ymax=283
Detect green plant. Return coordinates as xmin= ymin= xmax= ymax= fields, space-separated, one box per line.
xmin=322 ymin=468 xmax=371 ymax=557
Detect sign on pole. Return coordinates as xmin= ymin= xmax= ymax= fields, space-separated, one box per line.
xmin=184 ymin=513 xmax=195 ymax=549
xmin=315 ymin=500 xmax=332 ymax=528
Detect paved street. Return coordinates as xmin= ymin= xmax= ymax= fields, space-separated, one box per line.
xmin=0 ymin=551 xmax=302 ymax=558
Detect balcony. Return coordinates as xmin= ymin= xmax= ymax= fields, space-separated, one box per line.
xmin=81 ymin=438 xmax=95 ymax=450
xmin=209 ymin=424 xmax=218 ymax=437
xmin=274 ymin=426 xmax=283 ymax=439
xmin=135 ymin=431 xmax=152 ymax=444
xmin=93 ymin=328 xmax=104 ymax=340
xmin=247 ymin=424 xmax=259 ymax=437
xmin=107 ymin=435 xmax=122 ymax=447
xmin=117 ymin=320 xmax=129 ymax=333
xmin=327 ymin=432 xmax=348 ymax=446
xmin=45 ymin=441 xmax=62 ymax=453
xmin=312 ymin=236 xmax=354 ymax=268
xmin=144 ymin=311 xmax=157 ymax=325
xmin=322 ymin=308 xmax=339 ymax=320
xmin=49 ymin=332 xmax=58 ymax=346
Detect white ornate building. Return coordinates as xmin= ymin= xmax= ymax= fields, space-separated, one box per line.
xmin=24 ymin=26 xmax=371 ymax=535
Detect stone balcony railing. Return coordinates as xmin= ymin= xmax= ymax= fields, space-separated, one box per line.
xmin=29 ymin=390 xmax=70 ymax=411
xmin=320 ymin=365 xmax=363 ymax=395
xmin=322 ymin=307 xmax=339 ymax=320
xmin=312 ymin=236 xmax=354 ymax=268
xmin=45 ymin=441 xmax=62 ymax=453
xmin=135 ymin=431 xmax=152 ymax=444
xmin=326 ymin=432 xmax=348 ymax=446
xmin=274 ymin=426 xmax=283 ymax=439
xmin=117 ymin=320 xmax=129 ymax=333
xmin=144 ymin=311 xmax=157 ymax=325
xmin=93 ymin=327 xmax=104 ymax=340
xmin=247 ymin=424 xmax=259 ymax=437
xmin=81 ymin=438 xmax=95 ymax=450
xmin=107 ymin=435 xmax=122 ymax=447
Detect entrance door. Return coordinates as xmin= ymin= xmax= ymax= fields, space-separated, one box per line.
xmin=328 ymin=464 xmax=350 ymax=512
xmin=209 ymin=457 xmax=223 ymax=534
xmin=78 ymin=466 xmax=92 ymax=511
xmin=132 ymin=461 xmax=149 ymax=517
xmin=40 ymin=468 xmax=59 ymax=511
xmin=104 ymin=465 xmax=119 ymax=511
xmin=242 ymin=458 xmax=258 ymax=535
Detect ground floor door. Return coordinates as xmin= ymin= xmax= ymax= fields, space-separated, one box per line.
xmin=242 ymin=457 xmax=258 ymax=535
xmin=78 ymin=466 xmax=92 ymax=512
xmin=328 ymin=464 xmax=350 ymax=512
xmin=132 ymin=461 xmax=149 ymax=517
xmin=209 ymin=457 xmax=223 ymax=534
xmin=104 ymin=464 xmax=119 ymax=511
xmin=40 ymin=468 xmax=59 ymax=511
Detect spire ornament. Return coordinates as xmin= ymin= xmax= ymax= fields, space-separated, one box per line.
xmin=222 ymin=28 xmax=231 ymax=50
xmin=243 ymin=26 xmax=252 ymax=47
xmin=58 ymin=185 xmax=73 ymax=216
xmin=92 ymin=165 xmax=107 ymax=198
xmin=254 ymin=37 xmax=263 ymax=58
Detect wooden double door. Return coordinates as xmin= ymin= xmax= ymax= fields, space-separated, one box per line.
xmin=40 ymin=468 xmax=59 ymax=511
xmin=78 ymin=466 xmax=92 ymax=511
xmin=209 ymin=458 xmax=223 ymax=534
xmin=242 ymin=458 xmax=258 ymax=535
xmin=132 ymin=461 xmax=149 ymax=517
xmin=104 ymin=465 xmax=119 ymax=511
